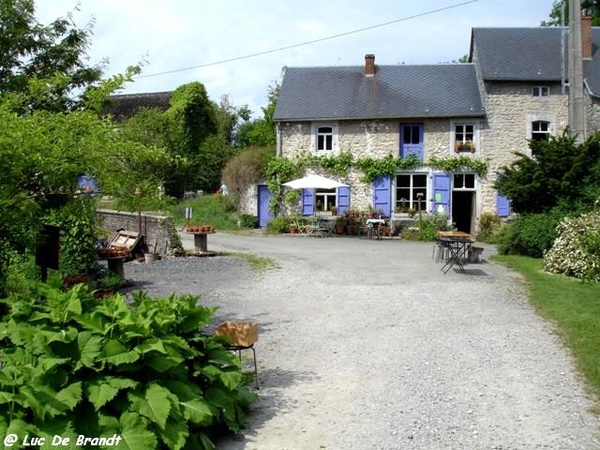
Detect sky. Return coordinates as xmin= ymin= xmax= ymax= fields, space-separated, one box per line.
xmin=35 ymin=0 xmax=556 ymax=118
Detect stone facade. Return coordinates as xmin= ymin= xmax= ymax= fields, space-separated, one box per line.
xmin=277 ymin=80 xmax=575 ymax=231
xmin=96 ymin=209 xmax=183 ymax=256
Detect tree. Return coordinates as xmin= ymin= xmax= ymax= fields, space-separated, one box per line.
xmin=237 ymin=83 xmax=279 ymax=148
xmin=494 ymin=133 xmax=600 ymax=214
xmin=542 ymin=0 xmax=600 ymax=26
xmin=0 ymin=0 xmax=104 ymax=112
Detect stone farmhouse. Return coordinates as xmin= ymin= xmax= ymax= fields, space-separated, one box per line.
xmin=267 ymin=17 xmax=600 ymax=233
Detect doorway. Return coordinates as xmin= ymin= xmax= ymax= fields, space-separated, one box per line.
xmin=452 ymin=191 xmax=474 ymax=233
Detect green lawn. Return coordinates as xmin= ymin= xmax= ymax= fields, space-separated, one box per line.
xmin=493 ymin=255 xmax=600 ymax=411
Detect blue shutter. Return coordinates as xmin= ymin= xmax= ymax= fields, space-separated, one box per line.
xmin=497 ymin=192 xmax=510 ymax=217
xmin=432 ymin=173 xmax=451 ymax=214
xmin=400 ymin=124 xmax=424 ymax=162
xmin=302 ymin=188 xmax=314 ymax=216
xmin=337 ymin=186 xmax=350 ymax=215
xmin=373 ymin=176 xmax=391 ymax=217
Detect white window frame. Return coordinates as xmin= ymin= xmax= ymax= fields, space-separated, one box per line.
xmin=450 ymin=121 xmax=480 ymax=154
xmin=311 ymin=122 xmax=338 ymax=154
xmin=526 ymin=115 xmax=555 ymax=146
xmin=533 ymin=86 xmax=550 ymax=97
xmin=394 ymin=172 xmax=428 ymax=212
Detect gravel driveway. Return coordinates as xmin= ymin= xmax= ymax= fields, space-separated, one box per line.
xmin=123 ymin=232 xmax=599 ymax=450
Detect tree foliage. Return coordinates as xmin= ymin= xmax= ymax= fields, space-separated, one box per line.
xmin=542 ymin=0 xmax=600 ymax=26
xmin=237 ymin=83 xmax=279 ymax=148
xmin=0 ymin=0 xmax=104 ymax=112
xmin=494 ymin=133 xmax=600 ymax=214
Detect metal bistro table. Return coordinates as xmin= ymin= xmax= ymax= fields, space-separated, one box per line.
xmin=437 ymin=231 xmax=475 ymax=273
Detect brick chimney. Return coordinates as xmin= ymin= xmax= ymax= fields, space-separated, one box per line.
xmin=582 ymin=15 xmax=593 ymax=59
xmin=364 ymin=54 xmax=375 ymax=76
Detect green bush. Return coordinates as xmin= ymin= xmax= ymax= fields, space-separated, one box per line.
xmin=409 ymin=213 xmax=452 ymax=241
xmin=0 ymin=284 xmax=257 ymax=449
xmin=544 ymin=211 xmax=600 ymax=281
xmin=477 ymin=212 xmax=503 ymax=242
xmin=239 ymin=214 xmax=259 ymax=229
xmin=496 ymin=212 xmax=562 ymax=257
xmin=266 ymin=216 xmax=290 ymax=234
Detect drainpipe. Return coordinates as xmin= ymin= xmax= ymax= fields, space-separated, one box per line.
xmin=569 ymin=0 xmax=586 ymax=143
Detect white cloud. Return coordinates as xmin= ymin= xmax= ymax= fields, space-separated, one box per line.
xmin=33 ymin=0 xmax=554 ymax=116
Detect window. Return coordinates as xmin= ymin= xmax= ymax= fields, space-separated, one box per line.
xmin=402 ymin=125 xmax=421 ymax=145
xmin=453 ymin=173 xmax=476 ymax=190
xmin=453 ymin=123 xmax=476 ymax=153
xmin=395 ymin=174 xmax=427 ymax=212
xmin=312 ymin=123 xmax=338 ymax=153
xmin=533 ymin=86 xmax=550 ymax=97
xmin=317 ymin=126 xmax=333 ymax=151
xmin=532 ymin=120 xmax=550 ymax=141
xmin=315 ymin=188 xmax=337 ymax=212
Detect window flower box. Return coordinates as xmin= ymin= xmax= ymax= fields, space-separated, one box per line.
xmin=454 ymin=141 xmax=476 ymax=153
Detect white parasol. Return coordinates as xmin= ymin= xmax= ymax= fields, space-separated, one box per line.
xmin=282 ymin=174 xmax=348 ymax=190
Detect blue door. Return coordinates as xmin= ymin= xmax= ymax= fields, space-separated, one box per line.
xmin=373 ymin=176 xmax=391 ymax=217
xmin=257 ymin=185 xmax=273 ymax=227
xmin=400 ymin=124 xmax=424 ymax=161
xmin=432 ymin=173 xmax=451 ymax=214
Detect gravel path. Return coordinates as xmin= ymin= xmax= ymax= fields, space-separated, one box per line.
xmin=122 ymin=232 xmax=600 ymax=450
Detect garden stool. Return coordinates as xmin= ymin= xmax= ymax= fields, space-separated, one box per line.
xmin=215 ymin=322 xmax=259 ymax=389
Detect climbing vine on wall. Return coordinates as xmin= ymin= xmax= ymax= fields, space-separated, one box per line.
xmin=265 ymin=152 xmax=489 ymax=214
xmin=426 ymin=155 xmax=488 ymax=178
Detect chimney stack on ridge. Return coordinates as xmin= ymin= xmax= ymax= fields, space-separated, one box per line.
xmin=365 ymin=54 xmax=375 ymax=76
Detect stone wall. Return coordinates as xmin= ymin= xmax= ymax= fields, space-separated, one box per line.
xmin=480 ymin=81 xmax=569 ymax=214
xmin=96 ymin=209 xmax=183 ymax=256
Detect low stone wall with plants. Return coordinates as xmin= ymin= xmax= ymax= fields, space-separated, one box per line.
xmin=96 ymin=209 xmax=184 ymax=256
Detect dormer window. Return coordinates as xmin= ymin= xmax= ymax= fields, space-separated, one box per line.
xmin=533 ymin=86 xmax=550 ymax=97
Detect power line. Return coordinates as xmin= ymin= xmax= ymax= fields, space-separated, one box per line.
xmin=135 ymin=0 xmax=479 ymax=80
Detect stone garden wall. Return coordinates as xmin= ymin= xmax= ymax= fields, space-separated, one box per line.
xmin=96 ymin=209 xmax=183 ymax=256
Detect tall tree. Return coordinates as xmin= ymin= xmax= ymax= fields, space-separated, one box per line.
xmin=542 ymin=0 xmax=600 ymax=26
xmin=237 ymin=83 xmax=279 ymax=148
xmin=0 ymin=0 xmax=104 ymax=112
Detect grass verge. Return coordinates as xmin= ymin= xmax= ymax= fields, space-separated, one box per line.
xmin=223 ymin=252 xmax=279 ymax=274
xmin=493 ymin=254 xmax=600 ymax=411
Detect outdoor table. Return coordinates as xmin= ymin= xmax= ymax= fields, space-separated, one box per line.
xmin=440 ymin=235 xmax=475 ymax=273
xmin=187 ymin=231 xmax=216 ymax=256
xmin=366 ymin=218 xmax=386 ymax=240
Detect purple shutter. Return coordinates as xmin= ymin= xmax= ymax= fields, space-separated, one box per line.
xmin=302 ymin=188 xmax=314 ymax=216
xmin=373 ymin=176 xmax=391 ymax=217
xmin=432 ymin=173 xmax=451 ymax=214
xmin=497 ymin=193 xmax=510 ymax=217
xmin=337 ymin=186 xmax=350 ymax=215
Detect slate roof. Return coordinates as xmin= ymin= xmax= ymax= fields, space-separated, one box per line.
xmin=104 ymin=91 xmax=172 ymax=121
xmin=274 ymin=64 xmax=485 ymax=121
xmin=471 ymin=27 xmax=600 ymax=96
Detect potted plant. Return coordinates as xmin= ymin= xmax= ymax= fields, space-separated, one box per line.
xmin=454 ymin=141 xmax=476 ymax=153
xmin=334 ymin=216 xmax=347 ymax=234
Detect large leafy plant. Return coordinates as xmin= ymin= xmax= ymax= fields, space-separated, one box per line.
xmin=0 ymin=284 xmax=257 ymax=449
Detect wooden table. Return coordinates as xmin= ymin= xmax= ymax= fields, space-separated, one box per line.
xmin=437 ymin=233 xmax=475 ymax=273
xmin=188 ymin=231 xmax=216 ymax=256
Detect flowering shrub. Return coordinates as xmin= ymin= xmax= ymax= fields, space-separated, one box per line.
xmin=543 ymin=211 xmax=600 ymax=281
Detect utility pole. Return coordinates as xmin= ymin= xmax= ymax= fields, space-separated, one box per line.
xmin=569 ymin=0 xmax=586 ymax=143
